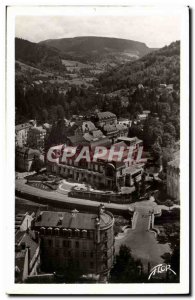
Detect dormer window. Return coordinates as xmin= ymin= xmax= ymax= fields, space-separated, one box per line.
xmin=62 ymin=228 xmax=68 ymax=237
xmin=82 ymin=230 xmax=87 ymax=238
xmin=75 ymin=229 xmax=80 ymax=238
xmin=68 ymin=229 xmax=72 ymax=238
xmin=47 ymin=227 xmax=52 ymax=235
xmin=40 ymin=227 xmax=46 ymax=234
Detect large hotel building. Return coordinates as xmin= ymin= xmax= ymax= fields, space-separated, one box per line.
xmin=32 ymin=206 xmax=115 ymax=281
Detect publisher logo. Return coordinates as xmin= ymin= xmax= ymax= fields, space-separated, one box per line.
xmin=148 ymin=263 xmax=176 ymax=280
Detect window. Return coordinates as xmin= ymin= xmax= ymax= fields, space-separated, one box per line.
xmin=75 ymin=241 xmax=79 ymax=248
xmin=83 ymin=252 xmax=86 ymax=258
xmin=55 ymin=239 xmax=60 ymax=248
xmin=82 ymin=230 xmax=87 ymax=238
xmin=83 ymin=241 xmax=87 ymax=249
xmin=68 ymin=229 xmax=72 ymax=238
xmin=63 ymin=240 xmax=69 ymax=248
xmin=75 ymin=229 xmax=80 ymax=238
xmin=68 ymin=251 xmax=71 ymax=257
xmin=90 ymin=251 xmax=94 ymax=258
xmin=90 ymin=262 xmax=94 ymax=269
xmin=48 ymin=239 xmax=53 ymax=247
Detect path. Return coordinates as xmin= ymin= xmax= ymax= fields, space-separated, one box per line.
xmin=15 ymin=179 xmax=131 ymax=213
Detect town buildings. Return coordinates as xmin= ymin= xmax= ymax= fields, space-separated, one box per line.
xmin=91 ymin=111 xmax=117 ymax=128
xmin=15 ymin=212 xmax=35 ymax=233
xmin=46 ymin=135 xmax=144 ymax=191
xmin=15 ymin=120 xmax=36 ymax=147
xmin=15 ymin=146 xmax=40 ymax=172
xmin=90 ymin=111 xmax=129 ymax=142
xmin=118 ymin=117 xmax=132 ymax=128
xmin=32 ymin=206 xmax=115 ymax=281
xmin=27 ymin=126 xmax=47 ymax=149
xmin=15 ymin=230 xmax=40 ymax=283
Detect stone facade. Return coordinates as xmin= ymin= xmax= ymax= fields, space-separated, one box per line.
xmin=15 ymin=147 xmax=40 ymax=172
xmin=27 ymin=126 xmax=47 ymax=149
xmin=15 ymin=120 xmax=36 ymax=147
xmin=32 ymin=207 xmax=114 ymax=279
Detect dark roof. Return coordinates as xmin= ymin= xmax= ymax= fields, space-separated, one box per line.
xmin=92 ymin=130 xmax=104 ymax=138
xmin=97 ymin=111 xmax=116 ymax=120
xmin=82 ymin=121 xmax=97 ymax=132
xmin=67 ymin=135 xmax=87 ymax=146
xmin=15 ymin=231 xmax=26 ymax=244
xmin=83 ymin=130 xmax=104 ymax=142
xmin=29 ymin=126 xmax=46 ymax=133
xmin=90 ymin=137 xmax=112 ymax=150
xmin=15 ymin=147 xmax=40 ymax=158
xmin=116 ymin=124 xmax=128 ymax=131
xmin=15 ymin=122 xmax=31 ymax=132
xmin=34 ymin=210 xmax=113 ymax=230
xmin=15 ymin=231 xmax=39 ymax=260
xmin=103 ymin=124 xmax=118 ymax=133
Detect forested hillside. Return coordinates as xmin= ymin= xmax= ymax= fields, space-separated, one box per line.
xmin=99 ymin=41 xmax=180 ymax=92
xmin=39 ymin=36 xmax=153 ymax=62
xmin=15 ymin=38 xmax=64 ymax=70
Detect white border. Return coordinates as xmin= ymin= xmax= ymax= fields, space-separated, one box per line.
xmin=5 ymin=4 xmax=189 ymax=295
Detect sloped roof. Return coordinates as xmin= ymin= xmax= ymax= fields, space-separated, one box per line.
xmin=116 ymin=124 xmax=128 ymax=131
xmin=15 ymin=122 xmax=32 ymax=132
xmin=97 ymin=111 xmax=116 ymax=120
xmin=83 ymin=130 xmax=104 ymax=142
xmin=15 ymin=147 xmax=40 ymax=158
xmin=82 ymin=121 xmax=97 ymax=132
xmin=103 ymin=124 xmax=118 ymax=133
xmin=15 ymin=231 xmax=39 ymax=260
xmin=34 ymin=210 xmax=113 ymax=230
xmin=30 ymin=126 xmax=46 ymax=133
xmin=92 ymin=130 xmax=104 ymax=138
xmin=67 ymin=135 xmax=87 ymax=146
xmin=90 ymin=137 xmax=112 ymax=150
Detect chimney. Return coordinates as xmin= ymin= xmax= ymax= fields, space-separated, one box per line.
xmin=98 ymin=203 xmax=105 ymax=218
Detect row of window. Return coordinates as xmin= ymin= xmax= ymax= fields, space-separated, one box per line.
xmin=59 ymin=160 xmax=104 ymax=173
xmin=40 ymin=227 xmax=94 ymax=239
xmin=42 ymin=238 xmax=109 ymax=250
xmin=43 ymin=238 xmax=95 ymax=249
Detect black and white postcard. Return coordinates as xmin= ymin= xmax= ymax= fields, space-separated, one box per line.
xmin=5 ymin=4 xmax=190 ymax=295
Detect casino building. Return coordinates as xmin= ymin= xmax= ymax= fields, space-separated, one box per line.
xmin=46 ymin=136 xmax=144 ymax=191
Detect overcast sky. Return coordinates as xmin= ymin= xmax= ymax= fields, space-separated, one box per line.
xmin=15 ymin=15 xmax=181 ymax=48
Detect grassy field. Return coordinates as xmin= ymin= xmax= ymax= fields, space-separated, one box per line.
xmin=61 ymin=59 xmax=92 ymax=71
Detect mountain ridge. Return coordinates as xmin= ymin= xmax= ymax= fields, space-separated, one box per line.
xmin=38 ymin=36 xmax=155 ymax=62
